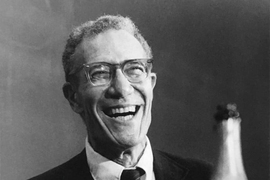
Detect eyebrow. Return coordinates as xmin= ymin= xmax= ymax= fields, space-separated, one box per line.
xmin=83 ymin=58 xmax=151 ymax=66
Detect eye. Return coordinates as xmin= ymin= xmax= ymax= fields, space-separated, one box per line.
xmin=124 ymin=63 xmax=146 ymax=78
xmin=89 ymin=65 xmax=111 ymax=83
xmin=91 ymin=70 xmax=110 ymax=78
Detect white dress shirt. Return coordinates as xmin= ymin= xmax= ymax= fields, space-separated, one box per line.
xmin=85 ymin=136 xmax=155 ymax=180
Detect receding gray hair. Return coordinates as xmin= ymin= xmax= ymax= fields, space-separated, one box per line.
xmin=62 ymin=15 xmax=152 ymax=83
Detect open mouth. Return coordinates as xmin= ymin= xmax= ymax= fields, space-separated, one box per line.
xmin=103 ymin=105 xmax=140 ymax=121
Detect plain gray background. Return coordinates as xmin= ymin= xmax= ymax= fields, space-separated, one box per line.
xmin=0 ymin=0 xmax=269 ymax=179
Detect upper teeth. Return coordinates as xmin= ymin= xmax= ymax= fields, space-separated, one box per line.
xmin=111 ymin=106 xmax=136 ymax=114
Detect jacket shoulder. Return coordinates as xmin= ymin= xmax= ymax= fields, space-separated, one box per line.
xmin=153 ymin=149 xmax=213 ymax=180
xmin=28 ymin=150 xmax=91 ymax=180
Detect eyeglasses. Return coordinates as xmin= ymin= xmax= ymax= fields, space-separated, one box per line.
xmin=81 ymin=58 xmax=153 ymax=86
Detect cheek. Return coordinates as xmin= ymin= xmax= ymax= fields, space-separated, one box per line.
xmin=139 ymin=80 xmax=154 ymax=101
xmin=78 ymin=88 xmax=107 ymax=129
xmin=78 ymin=86 xmax=106 ymax=111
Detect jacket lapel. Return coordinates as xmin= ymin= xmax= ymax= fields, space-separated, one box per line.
xmin=153 ymin=150 xmax=189 ymax=180
xmin=63 ymin=150 xmax=93 ymax=180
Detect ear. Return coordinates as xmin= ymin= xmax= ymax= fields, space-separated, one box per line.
xmin=62 ymin=82 xmax=83 ymax=114
xmin=150 ymin=72 xmax=157 ymax=89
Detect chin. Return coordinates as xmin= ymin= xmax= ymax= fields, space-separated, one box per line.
xmin=114 ymin=133 xmax=146 ymax=149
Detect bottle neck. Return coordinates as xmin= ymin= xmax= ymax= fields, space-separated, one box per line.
xmin=212 ymin=118 xmax=248 ymax=180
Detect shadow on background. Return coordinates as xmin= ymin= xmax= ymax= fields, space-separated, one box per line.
xmin=0 ymin=0 xmax=269 ymax=179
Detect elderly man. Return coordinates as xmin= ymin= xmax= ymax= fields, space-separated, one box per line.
xmin=30 ymin=15 xmax=212 ymax=180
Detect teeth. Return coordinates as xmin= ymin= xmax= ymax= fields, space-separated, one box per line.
xmin=119 ymin=108 xmax=124 ymax=113
xmin=114 ymin=115 xmax=133 ymax=121
xmin=110 ymin=106 xmax=136 ymax=115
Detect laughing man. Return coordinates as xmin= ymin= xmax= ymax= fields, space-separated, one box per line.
xmin=30 ymin=15 xmax=212 ymax=180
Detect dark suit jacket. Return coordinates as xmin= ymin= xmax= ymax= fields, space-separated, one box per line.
xmin=29 ymin=149 xmax=212 ymax=180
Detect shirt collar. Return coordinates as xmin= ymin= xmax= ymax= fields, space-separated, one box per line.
xmin=85 ymin=137 xmax=154 ymax=180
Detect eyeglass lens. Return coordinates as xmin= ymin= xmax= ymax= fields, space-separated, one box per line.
xmin=85 ymin=59 xmax=151 ymax=86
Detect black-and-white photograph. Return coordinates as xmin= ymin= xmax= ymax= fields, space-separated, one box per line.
xmin=0 ymin=0 xmax=269 ymax=180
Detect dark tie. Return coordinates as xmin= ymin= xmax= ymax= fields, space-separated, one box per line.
xmin=120 ymin=168 xmax=145 ymax=180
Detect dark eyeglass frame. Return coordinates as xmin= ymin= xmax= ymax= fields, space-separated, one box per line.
xmin=81 ymin=58 xmax=153 ymax=86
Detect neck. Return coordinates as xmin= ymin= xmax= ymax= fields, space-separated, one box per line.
xmin=88 ymin=135 xmax=147 ymax=168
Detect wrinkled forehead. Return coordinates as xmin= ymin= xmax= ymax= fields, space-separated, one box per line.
xmin=78 ymin=29 xmax=148 ymax=64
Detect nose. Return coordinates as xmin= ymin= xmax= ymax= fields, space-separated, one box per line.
xmin=105 ymin=69 xmax=134 ymax=99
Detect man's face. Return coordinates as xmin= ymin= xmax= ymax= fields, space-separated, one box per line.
xmin=73 ymin=29 xmax=156 ymax=150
